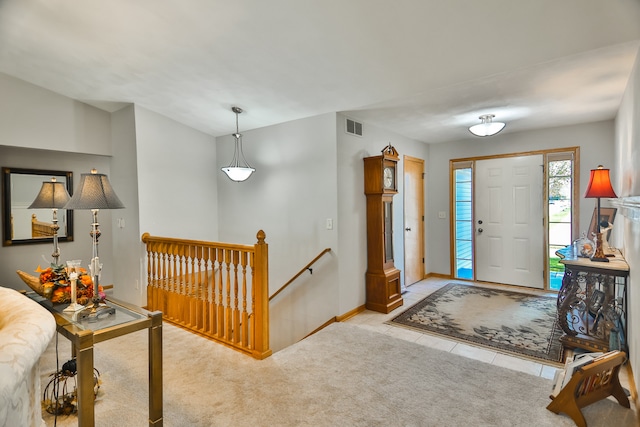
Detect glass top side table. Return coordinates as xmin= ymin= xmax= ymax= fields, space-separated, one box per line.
xmin=25 ymin=292 xmax=163 ymax=427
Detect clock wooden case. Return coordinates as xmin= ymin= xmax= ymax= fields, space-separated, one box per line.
xmin=363 ymin=144 xmax=403 ymax=313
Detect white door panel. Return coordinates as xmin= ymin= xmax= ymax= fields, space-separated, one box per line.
xmin=476 ymin=155 xmax=544 ymax=288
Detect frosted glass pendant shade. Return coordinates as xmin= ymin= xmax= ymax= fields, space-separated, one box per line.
xmin=221 ymin=166 xmax=255 ymax=182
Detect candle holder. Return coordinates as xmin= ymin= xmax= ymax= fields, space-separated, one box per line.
xmin=63 ymin=259 xmax=85 ymax=312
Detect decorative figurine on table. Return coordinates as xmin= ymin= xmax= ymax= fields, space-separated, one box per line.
xmin=598 ymin=221 xmax=615 ymax=256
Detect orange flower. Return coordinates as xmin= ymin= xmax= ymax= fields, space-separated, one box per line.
xmin=51 ymin=287 xmax=70 ymax=304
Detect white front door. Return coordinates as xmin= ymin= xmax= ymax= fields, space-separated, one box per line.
xmin=475 ymin=155 xmax=544 ymax=288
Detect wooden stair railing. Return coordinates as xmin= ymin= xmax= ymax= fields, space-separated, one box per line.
xmin=269 ymin=248 xmax=331 ymax=301
xmin=141 ymin=231 xmax=271 ymax=360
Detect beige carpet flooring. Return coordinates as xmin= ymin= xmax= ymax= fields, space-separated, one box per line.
xmin=39 ymin=322 xmax=636 ymax=426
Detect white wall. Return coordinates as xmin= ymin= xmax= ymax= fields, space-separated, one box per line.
xmin=0 ymin=73 xmax=111 ymax=156
xmin=216 ymin=113 xmax=339 ymax=352
xmin=427 ymin=121 xmax=615 ymax=276
xmin=132 ymin=106 xmax=218 ymax=307
xmin=110 ymin=105 xmax=143 ymax=304
xmin=614 ymin=46 xmax=640 ymax=401
xmin=134 ymin=106 xmax=218 ymax=242
xmin=336 ymin=114 xmax=429 ymax=314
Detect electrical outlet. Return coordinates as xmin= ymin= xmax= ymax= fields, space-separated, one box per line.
xmin=326 ymin=218 xmax=333 ymax=230
xmin=438 ymin=211 xmax=446 ymax=219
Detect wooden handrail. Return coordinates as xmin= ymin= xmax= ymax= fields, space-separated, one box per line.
xmin=269 ymin=248 xmax=331 ymax=301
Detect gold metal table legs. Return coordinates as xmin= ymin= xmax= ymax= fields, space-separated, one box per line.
xmin=149 ymin=311 xmax=163 ymax=426
xmin=70 ymin=310 xmax=163 ymax=426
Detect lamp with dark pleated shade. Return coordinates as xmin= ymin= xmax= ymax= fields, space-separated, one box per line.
xmin=28 ymin=177 xmax=71 ymax=264
xmin=65 ymin=169 xmax=124 ymax=210
xmin=64 ymin=169 xmax=124 ymax=320
xmin=28 ymin=178 xmax=71 ymax=209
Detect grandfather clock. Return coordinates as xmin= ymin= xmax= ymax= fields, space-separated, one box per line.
xmin=363 ymin=144 xmax=403 ymax=313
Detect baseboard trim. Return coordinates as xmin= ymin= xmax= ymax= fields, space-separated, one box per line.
xmin=425 ymin=272 xmax=451 ymax=279
xmin=301 ymin=305 xmax=367 ymax=340
xmin=337 ymin=305 xmax=366 ymax=322
xmin=304 ymin=317 xmax=337 ymax=339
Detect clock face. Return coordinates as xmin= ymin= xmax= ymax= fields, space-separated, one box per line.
xmin=383 ymin=166 xmax=395 ymax=189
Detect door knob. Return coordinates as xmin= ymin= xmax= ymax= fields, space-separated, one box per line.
xmin=478 ymin=220 xmax=483 ymax=224
xmin=405 ymin=227 xmax=412 ymax=231
xmin=478 ymin=228 xmax=483 ymax=233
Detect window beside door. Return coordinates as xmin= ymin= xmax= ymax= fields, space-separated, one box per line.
xmin=453 ymin=163 xmax=473 ymax=280
xmin=547 ymin=155 xmax=574 ymax=291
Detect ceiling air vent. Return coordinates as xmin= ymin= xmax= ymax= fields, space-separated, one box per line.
xmin=345 ymin=118 xmax=363 ymax=137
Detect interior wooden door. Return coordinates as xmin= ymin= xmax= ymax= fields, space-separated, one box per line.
xmin=475 ymin=155 xmax=544 ymax=288
xmin=403 ymin=155 xmax=425 ymax=287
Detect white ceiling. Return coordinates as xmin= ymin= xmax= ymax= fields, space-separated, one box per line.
xmin=1 ymin=0 xmax=639 ymax=144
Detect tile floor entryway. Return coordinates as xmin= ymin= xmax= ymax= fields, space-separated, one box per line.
xmin=344 ymin=277 xmax=636 ymax=399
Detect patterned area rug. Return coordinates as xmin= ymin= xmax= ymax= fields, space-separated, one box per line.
xmin=390 ymin=283 xmax=564 ymax=364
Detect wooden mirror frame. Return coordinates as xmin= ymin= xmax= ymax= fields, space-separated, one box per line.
xmin=2 ymin=167 xmax=74 ymax=246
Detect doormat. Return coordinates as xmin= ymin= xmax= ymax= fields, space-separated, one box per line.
xmin=389 ymin=283 xmax=564 ymax=364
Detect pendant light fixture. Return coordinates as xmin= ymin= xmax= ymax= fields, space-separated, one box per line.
xmin=221 ymin=106 xmax=255 ymax=182
xmin=468 ymin=114 xmax=506 ymax=137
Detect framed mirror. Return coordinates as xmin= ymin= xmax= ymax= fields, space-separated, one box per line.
xmin=2 ymin=167 xmax=74 ymax=246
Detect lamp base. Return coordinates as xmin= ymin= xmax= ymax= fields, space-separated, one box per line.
xmin=63 ymin=302 xmax=86 ymax=313
xmin=77 ymin=302 xmax=115 ymax=322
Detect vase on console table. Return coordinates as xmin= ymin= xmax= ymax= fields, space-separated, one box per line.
xmin=572 ymin=232 xmax=595 ymax=259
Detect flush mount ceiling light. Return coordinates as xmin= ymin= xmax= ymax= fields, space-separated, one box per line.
xmin=221 ymin=106 xmax=255 ymax=182
xmin=468 ymin=114 xmax=506 ymax=137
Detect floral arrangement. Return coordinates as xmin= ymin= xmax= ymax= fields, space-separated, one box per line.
xmin=35 ymin=263 xmax=104 ymax=305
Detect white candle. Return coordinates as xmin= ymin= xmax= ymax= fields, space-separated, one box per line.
xmin=91 ymin=256 xmax=101 ymax=277
xmin=70 ymin=271 xmax=78 ymax=304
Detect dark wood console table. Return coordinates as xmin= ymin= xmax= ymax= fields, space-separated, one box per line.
xmin=556 ymin=246 xmax=629 ymax=354
xmin=25 ymin=292 xmax=163 ymax=426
